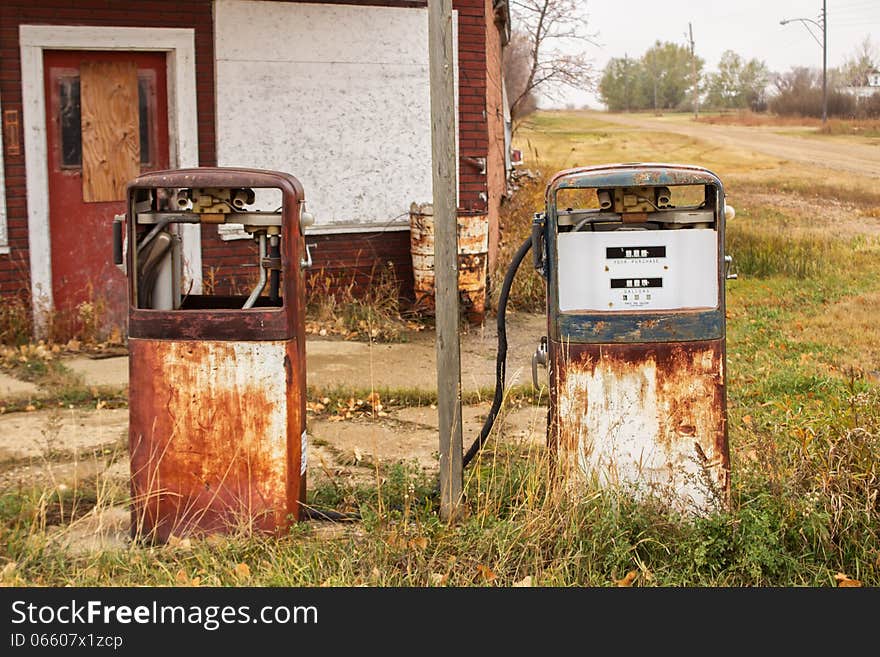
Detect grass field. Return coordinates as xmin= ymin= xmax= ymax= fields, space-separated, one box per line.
xmin=2 ymin=111 xmax=878 ymax=587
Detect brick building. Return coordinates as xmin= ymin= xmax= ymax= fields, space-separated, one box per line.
xmin=0 ymin=0 xmax=511 ymax=336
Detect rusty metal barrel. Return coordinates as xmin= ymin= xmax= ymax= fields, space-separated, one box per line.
xmin=409 ymin=202 xmax=489 ymax=324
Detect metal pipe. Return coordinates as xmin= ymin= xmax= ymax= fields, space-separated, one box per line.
xmin=137 ymin=219 xmax=172 ymax=253
xmin=243 ymin=232 xmax=268 ymax=309
xmin=268 ymin=234 xmax=281 ymax=303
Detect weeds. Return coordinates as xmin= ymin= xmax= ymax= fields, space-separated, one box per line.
xmin=305 ymin=261 xmax=419 ymax=342
xmin=3 ymin=387 xmax=877 ymax=586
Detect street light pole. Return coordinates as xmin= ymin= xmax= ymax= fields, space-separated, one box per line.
xmin=822 ymin=0 xmax=827 ymax=123
xmin=780 ymin=0 xmax=827 ymax=123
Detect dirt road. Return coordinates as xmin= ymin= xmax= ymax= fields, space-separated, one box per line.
xmin=597 ymin=112 xmax=880 ymax=177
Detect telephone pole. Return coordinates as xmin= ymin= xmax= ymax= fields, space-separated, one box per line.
xmin=428 ymin=0 xmax=463 ymax=521
xmin=688 ymin=23 xmax=699 ymax=119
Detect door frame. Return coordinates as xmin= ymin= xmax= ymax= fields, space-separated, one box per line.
xmin=20 ymin=25 xmax=202 ymax=335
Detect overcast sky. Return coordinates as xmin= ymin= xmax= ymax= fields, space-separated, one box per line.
xmin=536 ymin=0 xmax=880 ymax=109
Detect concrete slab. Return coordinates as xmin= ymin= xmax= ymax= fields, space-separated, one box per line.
xmin=54 ymin=312 xmax=548 ymax=395
xmin=64 ymin=356 xmax=129 ymax=389
xmin=0 ymin=407 xmax=128 ymax=461
xmin=49 ymin=505 xmax=130 ymax=554
xmin=309 ymin=416 xmax=438 ymax=472
xmin=0 ymin=371 xmax=40 ymax=400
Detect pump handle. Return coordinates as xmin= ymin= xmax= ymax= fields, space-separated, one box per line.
xmin=112 ymin=215 xmax=124 ymax=266
xmin=531 ymin=214 xmax=546 ymax=276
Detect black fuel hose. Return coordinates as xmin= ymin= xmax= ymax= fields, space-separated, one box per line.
xmin=462 ymin=236 xmax=533 ymax=468
xmin=301 ymin=507 xmax=361 ymax=522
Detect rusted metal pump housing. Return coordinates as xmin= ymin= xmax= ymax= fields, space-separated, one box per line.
xmin=124 ymin=168 xmax=308 ymax=541
xmin=537 ymin=163 xmax=731 ymax=514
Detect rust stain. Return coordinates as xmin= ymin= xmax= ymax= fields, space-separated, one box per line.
xmin=549 ymin=339 xmax=729 ymax=514
xmin=409 ymin=206 xmax=488 ymax=323
xmin=129 ymin=338 xmax=301 ymax=542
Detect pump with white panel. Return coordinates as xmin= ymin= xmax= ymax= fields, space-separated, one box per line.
xmin=531 ymin=163 xmax=736 ymax=515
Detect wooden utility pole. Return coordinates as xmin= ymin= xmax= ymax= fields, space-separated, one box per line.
xmin=428 ymin=0 xmax=463 ymax=521
xmin=688 ymin=23 xmax=699 ymax=119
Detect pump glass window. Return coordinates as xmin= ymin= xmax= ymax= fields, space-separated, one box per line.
xmin=555 ymin=183 xmax=719 ymax=313
xmin=130 ymin=186 xmax=287 ymax=310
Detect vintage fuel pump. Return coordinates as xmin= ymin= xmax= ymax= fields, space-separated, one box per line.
xmin=467 ymin=163 xmax=735 ymax=516
xmin=115 ymin=168 xmax=313 ymax=541
xmin=534 ymin=163 xmax=734 ymax=513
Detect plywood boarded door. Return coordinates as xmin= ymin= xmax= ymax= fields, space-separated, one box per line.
xmin=44 ymin=51 xmax=169 ymax=339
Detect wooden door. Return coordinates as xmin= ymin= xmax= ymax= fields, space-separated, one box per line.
xmin=44 ymin=50 xmax=169 ymax=339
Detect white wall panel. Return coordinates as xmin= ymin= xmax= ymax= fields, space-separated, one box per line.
xmin=215 ymin=0 xmax=454 ymax=231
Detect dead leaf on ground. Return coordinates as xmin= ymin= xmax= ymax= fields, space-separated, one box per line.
xmin=834 ymin=572 xmax=862 ymax=587
xmin=408 ymin=536 xmax=428 ymax=551
xmin=615 ymin=570 xmax=638 ymax=587
xmin=477 ymin=564 xmax=497 ymax=583
xmin=233 ymin=563 xmax=251 ymax=581
xmin=430 ymin=572 xmax=448 ymax=586
xmin=167 ymin=535 xmax=192 ymax=551
xmin=513 ymin=575 xmax=533 ymax=587
xmin=1 ymin=562 xmax=17 ymax=580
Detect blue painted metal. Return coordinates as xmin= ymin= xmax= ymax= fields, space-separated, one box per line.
xmin=543 ymin=163 xmax=727 ymax=345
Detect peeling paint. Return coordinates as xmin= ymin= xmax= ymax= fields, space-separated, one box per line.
xmin=409 ymin=204 xmax=489 ymax=323
xmin=129 ymin=338 xmax=303 ymax=542
xmin=550 ymin=339 xmax=729 ymax=515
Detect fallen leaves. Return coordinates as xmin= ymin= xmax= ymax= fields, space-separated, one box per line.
xmin=175 ymin=569 xmax=201 ymax=587
xmin=166 ymin=535 xmax=192 ymax=551
xmin=1 ymin=561 xmax=17 ymax=580
xmin=834 ymin=572 xmax=862 ymax=587
xmin=615 ymin=570 xmax=638 ymax=587
xmin=233 ymin=563 xmax=251 ymax=581
xmin=476 ymin=564 xmax=497 ymax=583
xmin=322 ymin=394 xmax=389 ymax=420
xmin=408 ymin=536 xmax=428 ymax=551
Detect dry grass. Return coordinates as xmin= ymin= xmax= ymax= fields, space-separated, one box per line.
xmin=305 ymin=262 xmax=420 ymax=342
xmin=695 ymin=111 xmax=880 ymax=138
xmin=791 ymin=291 xmax=880 ymax=375
xmin=515 ymin=111 xmax=880 ymax=213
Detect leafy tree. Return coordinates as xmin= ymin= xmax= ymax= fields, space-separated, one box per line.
xmin=598 ymin=56 xmax=645 ymax=111
xmin=598 ymin=41 xmax=700 ymax=111
xmin=705 ymin=50 xmax=769 ymax=110
xmin=640 ymin=41 xmax=700 ymax=111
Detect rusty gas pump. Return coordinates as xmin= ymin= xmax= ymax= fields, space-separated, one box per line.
xmin=530 ymin=163 xmax=735 ymax=514
xmin=116 ymin=168 xmax=313 ymax=542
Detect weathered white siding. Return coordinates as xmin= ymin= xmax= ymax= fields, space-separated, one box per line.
xmin=215 ymin=0 xmax=456 ymax=232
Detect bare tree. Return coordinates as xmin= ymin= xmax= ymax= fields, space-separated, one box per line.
xmin=508 ymin=0 xmax=596 ymax=128
xmin=503 ymin=30 xmax=538 ymax=121
xmin=840 ymin=36 xmax=879 ymax=87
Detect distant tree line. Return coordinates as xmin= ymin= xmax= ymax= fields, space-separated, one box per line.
xmin=594 ymin=36 xmax=880 ymax=119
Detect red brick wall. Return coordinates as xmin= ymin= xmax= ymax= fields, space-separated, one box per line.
xmin=0 ymin=0 xmax=217 ymax=302
xmin=455 ymin=0 xmax=490 ymax=214
xmin=484 ymin=0 xmax=507 ymax=271
xmin=0 ymin=0 xmax=498 ymax=313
